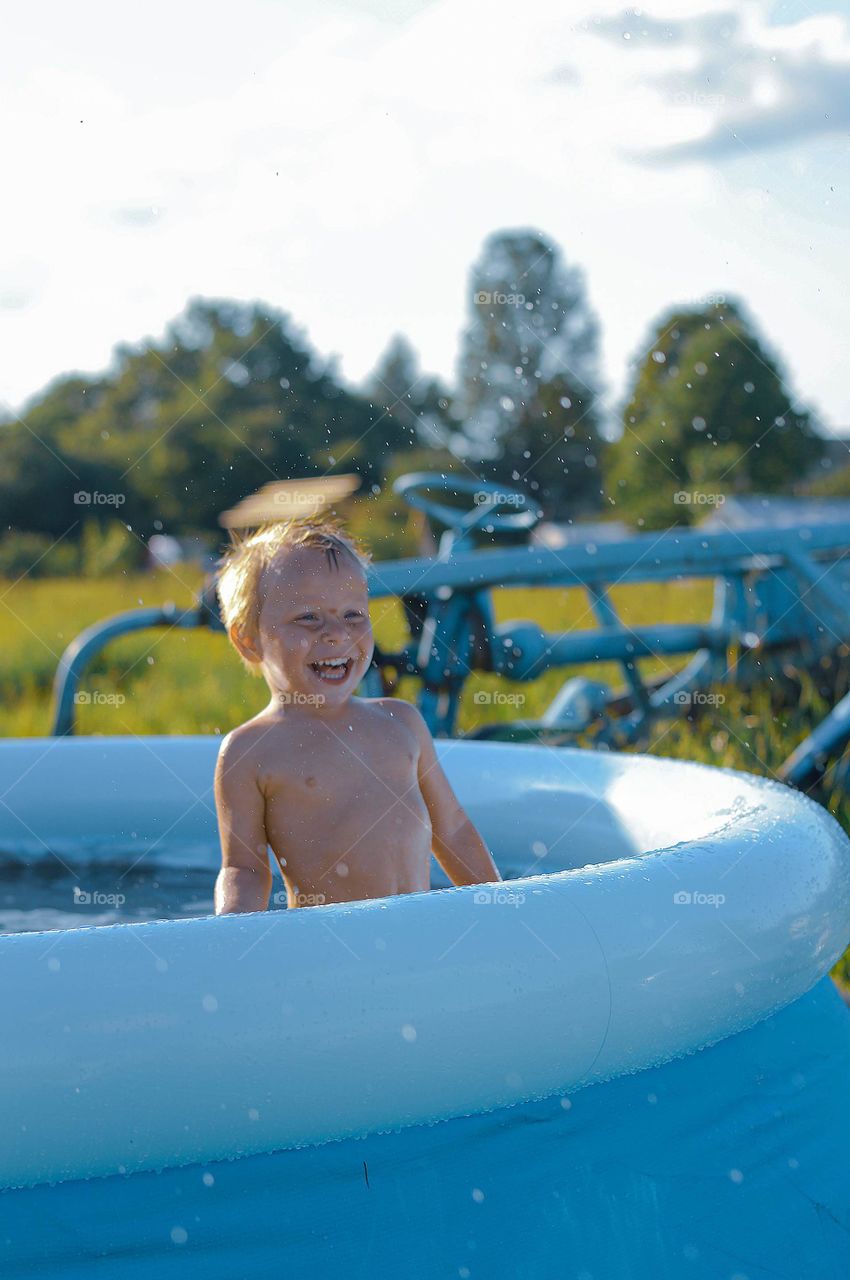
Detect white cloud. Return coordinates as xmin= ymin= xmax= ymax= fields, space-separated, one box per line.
xmin=0 ymin=0 xmax=847 ymax=437
xmin=588 ymin=4 xmax=850 ymax=162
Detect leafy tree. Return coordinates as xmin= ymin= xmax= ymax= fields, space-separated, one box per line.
xmin=11 ymin=298 xmax=417 ymax=538
xmin=455 ymin=228 xmax=604 ymax=515
xmin=0 ymin=409 xmax=117 ymax=540
xmin=605 ymin=299 xmax=823 ymax=529
xmin=367 ymin=334 xmax=454 ymax=448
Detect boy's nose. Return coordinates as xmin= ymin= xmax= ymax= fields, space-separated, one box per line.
xmin=321 ymin=617 xmax=346 ymax=639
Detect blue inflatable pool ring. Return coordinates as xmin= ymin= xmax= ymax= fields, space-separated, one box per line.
xmin=0 ymin=736 xmax=849 ymax=1278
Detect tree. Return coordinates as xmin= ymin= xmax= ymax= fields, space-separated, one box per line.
xmin=10 ymin=298 xmax=419 ymax=537
xmin=605 ymin=299 xmax=823 ymax=529
xmin=0 ymin=402 xmax=119 ymax=541
xmin=367 ymin=334 xmax=454 ymax=449
xmin=455 ymin=228 xmax=605 ymax=515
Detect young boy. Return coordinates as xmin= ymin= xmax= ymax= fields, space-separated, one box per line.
xmin=213 ymin=515 xmax=501 ymax=914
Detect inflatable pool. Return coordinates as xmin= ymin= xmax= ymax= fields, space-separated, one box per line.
xmin=1 ymin=736 xmax=850 ymax=1278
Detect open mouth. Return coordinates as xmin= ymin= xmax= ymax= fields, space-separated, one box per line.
xmin=309 ymin=657 xmax=354 ymax=683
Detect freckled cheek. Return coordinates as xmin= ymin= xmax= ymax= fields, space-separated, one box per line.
xmin=263 ymin=625 xmax=311 ymax=663
xmin=358 ymin=625 xmax=375 ymax=659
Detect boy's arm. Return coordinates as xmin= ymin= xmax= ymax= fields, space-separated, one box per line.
xmin=213 ymin=731 xmax=273 ymax=915
xmin=397 ymin=702 xmax=502 ymax=888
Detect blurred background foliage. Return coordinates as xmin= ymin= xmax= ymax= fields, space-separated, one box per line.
xmin=2 ymin=227 xmax=837 ymax=569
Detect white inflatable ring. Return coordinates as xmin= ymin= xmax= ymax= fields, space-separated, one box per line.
xmin=0 ymin=737 xmax=848 ymax=1190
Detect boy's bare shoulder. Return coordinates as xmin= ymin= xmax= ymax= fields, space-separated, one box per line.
xmin=216 ymin=716 xmax=278 ymax=777
xmin=361 ymin=696 xmax=428 ymax=740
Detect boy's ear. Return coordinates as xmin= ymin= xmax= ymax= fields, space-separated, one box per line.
xmin=229 ymin=625 xmax=262 ymax=665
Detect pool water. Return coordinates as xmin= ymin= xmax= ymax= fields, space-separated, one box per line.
xmin=0 ymin=860 xmax=485 ymax=936
xmin=0 ymin=861 xmax=224 ymax=935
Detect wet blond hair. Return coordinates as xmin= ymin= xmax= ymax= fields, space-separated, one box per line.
xmin=216 ymin=515 xmax=373 ymax=678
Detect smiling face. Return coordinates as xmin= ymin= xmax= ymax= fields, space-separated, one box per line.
xmin=247 ymin=543 xmax=374 ymax=710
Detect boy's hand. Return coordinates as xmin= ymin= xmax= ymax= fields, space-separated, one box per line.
xmin=397 ymin=702 xmax=502 ymax=888
xmin=214 ymin=729 xmax=273 ymax=915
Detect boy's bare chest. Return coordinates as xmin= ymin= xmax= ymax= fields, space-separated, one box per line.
xmin=260 ymin=719 xmax=420 ymax=816
xmin=259 ymin=719 xmax=430 ymax=893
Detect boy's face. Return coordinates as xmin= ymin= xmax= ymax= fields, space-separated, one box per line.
xmin=250 ymin=544 xmax=374 ymax=706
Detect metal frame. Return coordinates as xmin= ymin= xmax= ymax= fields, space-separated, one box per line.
xmin=48 ymin=477 xmax=850 ymax=791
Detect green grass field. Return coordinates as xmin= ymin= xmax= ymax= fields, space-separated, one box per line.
xmin=2 ymin=566 xmax=849 ymax=989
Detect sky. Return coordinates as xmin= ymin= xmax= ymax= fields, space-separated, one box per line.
xmin=1 ymin=0 xmax=849 ymax=437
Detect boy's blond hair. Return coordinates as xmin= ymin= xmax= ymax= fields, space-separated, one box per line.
xmin=216 ymin=515 xmax=373 ymax=678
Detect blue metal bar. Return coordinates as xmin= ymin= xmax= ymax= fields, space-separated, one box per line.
xmin=415 ymin=591 xmax=476 ymax=736
xmin=645 ymin=577 xmax=742 ymax=713
xmin=780 ymin=689 xmax=850 ymax=791
xmin=783 ymin=550 xmax=850 ymax=635
xmin=491 ymin=622 xmax=731 ymax=679
xmin=363 ymin=524 xmax=850 ymax=598
xmin=540 ymin=678 xmax=612 ymax=732
xmin=585 ymin=583 xmax=651 ymax=715
xmin=51 ymin=605 xmax=213 ymax=736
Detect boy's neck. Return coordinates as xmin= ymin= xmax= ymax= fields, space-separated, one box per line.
xmin=262 ymin=687 xmax=358 ymax=724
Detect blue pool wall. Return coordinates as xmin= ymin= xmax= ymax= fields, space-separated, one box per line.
xmin=2 ymin=975 xmax=849 ymax=1280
